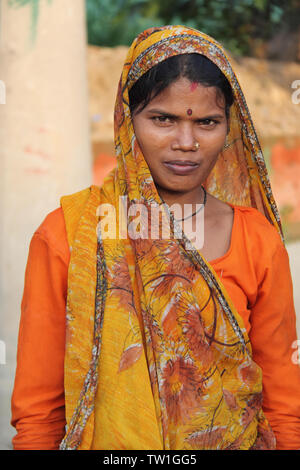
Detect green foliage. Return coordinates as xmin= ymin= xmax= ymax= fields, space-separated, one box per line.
xmin=86 ymin=0 xmax=300 ymax=56
xmin=86 ymin=0 xmax=164 ymax=47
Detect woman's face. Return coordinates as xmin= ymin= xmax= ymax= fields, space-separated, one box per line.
xmin=132 ymin=77 xmax=229 ymax=197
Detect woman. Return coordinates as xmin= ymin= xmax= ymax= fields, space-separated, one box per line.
xmin=11 ymin=25 xmax=300 ymax=450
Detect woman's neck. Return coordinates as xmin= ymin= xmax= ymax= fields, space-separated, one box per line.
xmin=157 ymin=185 xmax=206 ymax=209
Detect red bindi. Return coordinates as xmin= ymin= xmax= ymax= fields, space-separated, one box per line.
xmin=190 ymin=82 xmax=198 ymax=92
xmin=187 ymin=108 xmax=193 ymax=116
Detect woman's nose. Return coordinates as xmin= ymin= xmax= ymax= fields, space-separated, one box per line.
xmin=172 ymin=123 xmax=197 ymax=151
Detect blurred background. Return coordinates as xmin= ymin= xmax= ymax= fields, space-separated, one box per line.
xmin=0 ymin=0 xmax=299 ymax=450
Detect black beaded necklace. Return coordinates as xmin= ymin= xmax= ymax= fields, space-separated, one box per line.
xmin=160 ymin=185 xmax=207 ymax=221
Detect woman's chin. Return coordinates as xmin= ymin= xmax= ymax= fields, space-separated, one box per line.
xmin=155 ymin=174 xmax=207 ymax=195
xmin=156 ymin=183 xmax=199 ymax=196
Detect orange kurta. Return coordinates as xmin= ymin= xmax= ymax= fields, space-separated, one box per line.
xmin=11 ymin=203 xmax=300 ymax=450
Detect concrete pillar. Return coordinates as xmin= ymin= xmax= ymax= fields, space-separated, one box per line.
xmin=0 ymin=0 xmax=91 ymax=447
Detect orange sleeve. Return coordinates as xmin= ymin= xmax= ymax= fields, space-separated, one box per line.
xmin=249 ymin=241 xmax=300 ymax=450
xmin=11 ymin=215 xmax=69 ymax=450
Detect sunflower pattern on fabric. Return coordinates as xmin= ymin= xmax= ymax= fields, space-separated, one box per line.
xmin=59 ymin=26 xmax=281 ymax=450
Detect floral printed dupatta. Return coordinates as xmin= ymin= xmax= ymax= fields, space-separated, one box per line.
xmin=59 ymin=26 xmax=283 ymax=450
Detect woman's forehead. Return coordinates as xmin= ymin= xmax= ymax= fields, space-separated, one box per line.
xmin=145 ymin=78 xmax=226 ymax=113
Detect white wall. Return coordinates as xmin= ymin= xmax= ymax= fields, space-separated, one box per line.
xmin=0 ymin=0 xmax=91 ymax=449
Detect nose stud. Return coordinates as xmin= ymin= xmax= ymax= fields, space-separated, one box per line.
xmin=172 ymin=141 xmax=200 ymax=150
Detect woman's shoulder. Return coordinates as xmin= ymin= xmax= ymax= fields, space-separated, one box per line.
xmin=232 ymin=203 xmax=280 ymax=231
xmin=35 ymin=184 xmax=94 ymax=237
xmin=59 ymin=185 xmax=94 ymax=209
xmin=34 ymin=207 xmax=69 ymax=260
xmin=32 ymin=185 xmax=101 ymax=260
xmin=232 ymin=203 xmax=285 ymax=255
xmin=35 ymin=185 xmax=97 ymax=244
xmin=60 ymin=185 xmax=101 ymax=248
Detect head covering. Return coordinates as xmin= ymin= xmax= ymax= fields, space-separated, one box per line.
xmin=59 ymin=25 xmax=281 ymax=450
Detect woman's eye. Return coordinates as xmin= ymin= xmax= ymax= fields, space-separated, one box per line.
xmin=152 ymin=116 xmax=172 ymax=124
xmin=199 ymin=119 xmax=219 ymax=126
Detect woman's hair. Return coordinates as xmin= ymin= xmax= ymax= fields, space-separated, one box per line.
xmin=129 ymin=53 xmax=234 ymax=119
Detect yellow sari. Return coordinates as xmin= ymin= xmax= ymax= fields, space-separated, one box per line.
xmin=59 ymin=26 xmax=283 ymax=450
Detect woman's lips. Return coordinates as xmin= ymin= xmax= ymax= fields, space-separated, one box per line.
xmin=163 ymin=160 xmax=199 ymax=175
